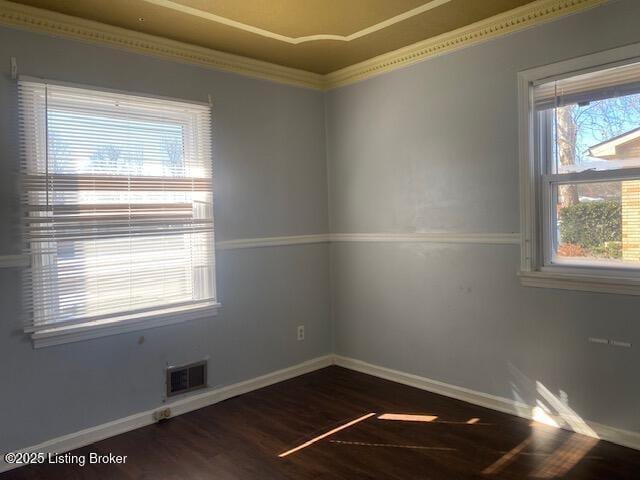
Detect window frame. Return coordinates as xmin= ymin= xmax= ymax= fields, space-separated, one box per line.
xmin=19 ymin=78 xmax=220 ymax=347
xmin=518 ymin=43 xmax=640 ymax=295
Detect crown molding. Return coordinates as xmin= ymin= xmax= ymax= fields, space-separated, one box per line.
xmin=323 ymin=0 xmax=609 ymax=89
xmin=0 ymin=0 xmax=611 ymax=91
xmin=0 ymin=0 xmax=324 ymax=90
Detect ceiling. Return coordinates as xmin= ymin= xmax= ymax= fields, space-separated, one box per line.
xmin=12 ymin=0 xmax=535 ymax=74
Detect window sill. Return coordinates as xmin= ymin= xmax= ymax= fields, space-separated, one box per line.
xmin=518 ymin=270 xmax=640 ymax=296
xmin=31 ymin=304 xmax=221 ymax=348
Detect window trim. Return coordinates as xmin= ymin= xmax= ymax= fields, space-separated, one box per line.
xmin=19 ymin=78 xmax=219 ymax=346
xmin=31 ymin=303 xmax=221 ymax=348
xmin=518 ymin=42 xmax=640 ymax=295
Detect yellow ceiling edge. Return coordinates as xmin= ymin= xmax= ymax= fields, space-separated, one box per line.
xmin=0 ymin=0 xmax=611 ymax=92
xmin=0 ymin=0 xmax=324 ymax=90
xmin=323 ymin=0 xmax=610 ymax=90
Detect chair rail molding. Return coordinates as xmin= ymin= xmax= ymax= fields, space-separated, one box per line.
xmin=0 ymin=254 xmax=28 ymax=268
xmin=329 ymin=233 xmax=521 ymax=245
xmin=216 ymin=234 xmax=330 ymax=250
xmin=0 ymin=232 xmax=523 ymax=269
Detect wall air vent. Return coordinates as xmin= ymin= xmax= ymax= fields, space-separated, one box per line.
xmin=166 ymin=360 xmax=207 ymax=397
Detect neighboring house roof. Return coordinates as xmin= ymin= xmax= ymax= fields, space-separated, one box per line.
xmin=587 ymin=126 xmax=640 ymax=160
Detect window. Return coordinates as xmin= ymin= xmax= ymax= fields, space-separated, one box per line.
xmin=519 ymin=44 xmax=640 ymax=295
xmin=19 ymin=79 xmax=218 ymax=346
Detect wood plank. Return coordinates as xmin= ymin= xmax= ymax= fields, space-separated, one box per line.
xmin=2 ymin=366 xmax=639 ymax=479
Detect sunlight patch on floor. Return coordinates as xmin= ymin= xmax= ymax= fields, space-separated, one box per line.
xmin=378 ymin=413 xmax=438 ymax=423
xmin=482 ymin=437 xmax=534 ymax=475
xmin=278 ymin=413 xmax=376 ymax=458
xmin=531 ymin=435 xmax=599 ymax=479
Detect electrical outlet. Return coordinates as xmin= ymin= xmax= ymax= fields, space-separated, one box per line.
xmin=297 ymin=325 xmax=305 ymax=341
xmin=153 ymin=408 xmax=171 ymax=422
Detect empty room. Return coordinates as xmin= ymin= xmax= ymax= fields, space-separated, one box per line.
xmin=1 ymin=0 xmax=640 ymax=478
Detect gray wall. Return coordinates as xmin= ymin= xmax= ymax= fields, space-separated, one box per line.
xmin=326 ymin=0 xmax=640 ymax=434
xmin=0 ymin=26 xmax=331 ymax=453
xmin=3 ymin=0 xmax=640 ymax=455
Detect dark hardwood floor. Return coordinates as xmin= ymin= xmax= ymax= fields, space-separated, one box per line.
xmin=3 ymin=366 xmax=639 ymax=479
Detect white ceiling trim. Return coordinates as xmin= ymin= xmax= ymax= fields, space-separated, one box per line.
xmin=141 ymin=0 xmax=453 ymax=45
xmin=0 ymin=0 xmax=611 ymax=90
xmin=0 ymin=0 xmax=324 ymax=89
xmin=325 ymin=0 xmax=610 ymax=88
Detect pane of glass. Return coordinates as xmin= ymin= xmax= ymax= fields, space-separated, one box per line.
xmin=22 ymin=83 xmax=215 ymax=327
xmin=553 ymin=181 xmax=640 ymax=266
xmin=47 ymin=108 xmax=186 ymax=177
xmin=34 ymin=231 xmax=215 ymax=325
xmin=550 ymin=92 xmax=640 ymax=174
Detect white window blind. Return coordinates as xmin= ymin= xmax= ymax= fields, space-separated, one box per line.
xmin=19 ymin=78 xmax=217 ymax=333
xmin=534 ymin=60 xmax=640 ymax=110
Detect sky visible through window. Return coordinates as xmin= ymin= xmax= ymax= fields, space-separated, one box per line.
xmin=47 ymin=109 xmax=185 ymax=177
xmin=555 ymin=92 xmax=640 ymax=173
xmin=43 ymin=108 xmax=206 ymax=322
xmin=552 ymin=92 xmax=640 ymax=265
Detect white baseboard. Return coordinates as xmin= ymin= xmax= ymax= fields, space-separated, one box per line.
xmin=0 ymin=354 xmax=334 ymax=474
xmin=4 ymin=353 xmax=638 ymax=475
xmin=334 ymin=355 xmax=640 ymax=452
